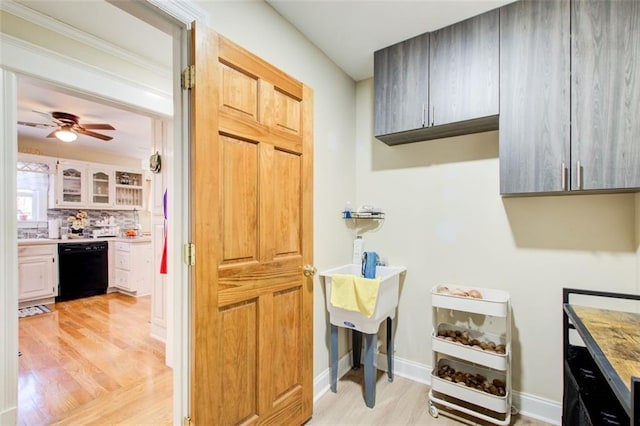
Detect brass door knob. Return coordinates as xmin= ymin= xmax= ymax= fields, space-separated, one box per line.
xmin=303 ymin=264 xmax=317 ymax=277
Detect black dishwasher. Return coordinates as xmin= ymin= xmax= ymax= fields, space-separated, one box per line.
xmin=57 ymin=241 xmax=108 ymax=302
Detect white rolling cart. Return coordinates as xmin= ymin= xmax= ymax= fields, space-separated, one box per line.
xmin=428 ymin=285 xmax=513 ymax=425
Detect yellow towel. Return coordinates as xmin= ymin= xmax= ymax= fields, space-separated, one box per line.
xmin=330 ymin=274 xmax=381 ymax=318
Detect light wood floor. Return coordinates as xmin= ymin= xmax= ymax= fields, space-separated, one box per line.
xmin=18 ymin=293 xmax=172 ymax=426
xmin=310 ymin=369 xmax=553 ymax=426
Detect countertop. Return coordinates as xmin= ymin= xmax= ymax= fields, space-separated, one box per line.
xmin=18 ymin=236 xmax=152 ymax=245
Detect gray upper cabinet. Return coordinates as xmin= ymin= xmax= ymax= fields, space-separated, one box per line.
xmin=430 ymin=9 xmax=499 ymax=126
xmin=374 ymin=10 xmax=499 ymax=146
xmin=571 ymin=0 xmax=640 ymax=191
xmin=374 ymin=33 xmax=429 ymax=138
xmin=499 ymin=0 xmax=570 ymax=195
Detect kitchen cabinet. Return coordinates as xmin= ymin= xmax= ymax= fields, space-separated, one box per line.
xmin=112 ymin=240 xmax=152 ymax=296
xmin=500 ymin=0 xmax=640 ymax=195
xmin=373 ymin=33 xmax=430 ymax=138
xmin=88 ymin=165 xmax=114 ymax=208
xmin=114 ymin=170 xmax=145 ymax=209
xmin=374 ymin=10 xmax=499 ymax=146
xmin=499 ymin=0 xmax=570 ymax=194
xmin=18 ymin=244 xmax=57 ymax=303
xmin=50 ymin=158 xmax=145 ymax=209
xmin=571 ymin=0 xmax=640 ymax=191
xmin=51 ymin=160 xmax=88 ymax=208
xmin=429 ymin=9 xmax=499 ymax=127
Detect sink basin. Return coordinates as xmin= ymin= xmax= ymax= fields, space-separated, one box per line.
xmin=319 ymin=264 xmax=406 ymax=334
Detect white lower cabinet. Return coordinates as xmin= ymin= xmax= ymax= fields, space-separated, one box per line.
xmin=111 ymin=241 xmax=152 ymax=296
xmin=18 ymin=244 xmax=58 ymax=304
xmin=429 ymin=285 xmax=512 ymax=425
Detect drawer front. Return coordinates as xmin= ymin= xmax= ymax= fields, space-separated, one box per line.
xmin=115 ymin=242 xmax=130 ymax=252
xmin=115 ymin=251 xmax=130 ymax=270
xmin=18 ymin=244 xmax=57 ymax=257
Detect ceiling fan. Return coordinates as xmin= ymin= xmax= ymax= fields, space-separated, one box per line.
xmin=18 ymin=111 xmax=115 ymax=142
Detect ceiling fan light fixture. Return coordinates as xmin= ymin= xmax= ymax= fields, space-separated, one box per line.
xmin=55 ymin=125 xmax=77 ymax=142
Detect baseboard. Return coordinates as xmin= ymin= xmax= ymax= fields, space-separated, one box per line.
xmin=313 ymin=352 xmax=353 ymax=404
xmin=314 ymin=351 xmax=561 ymax=425
xmin=0 ymin=407 xmax=17 ymax=425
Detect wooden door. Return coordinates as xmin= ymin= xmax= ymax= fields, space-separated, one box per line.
xmin=499 ymin=0 xmax=570 ymax=195
xmin=429 ymin=9 xmax=499 ymax=126
xmin=572 ymin=0 xmax=640 ymax=190
xmin=373 ymin=33 xmax=430 ymax=137
xmin=190 ymin=23 xmax=314 ymax=426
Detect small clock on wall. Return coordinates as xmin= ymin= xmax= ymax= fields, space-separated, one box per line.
xmin=150 ymin=151 xmax=161 ymax=173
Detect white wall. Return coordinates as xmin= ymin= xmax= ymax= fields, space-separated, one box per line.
xmin=355 ymin=78 xmax=638 ymax=404
xmin=193 ymin=0 xmax=357 ymax=378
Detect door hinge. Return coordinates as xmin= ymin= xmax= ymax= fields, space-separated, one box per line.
xmin=183 ymin=416 xmax=193 ymax=426
xmin=183 ymin=243 xmax=195 ymax=266
xmin=182 ymin=65 xmax=195 ymax=90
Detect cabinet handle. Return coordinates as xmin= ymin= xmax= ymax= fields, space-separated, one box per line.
xmin=576 ymin=161 xmax=582 ymax=190
xmin=421 ymin=104 xmax=426 ymax=127
xmin=561 ymin=162 xmax=567 ymax=191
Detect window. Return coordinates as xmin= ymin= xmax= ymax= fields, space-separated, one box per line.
xmin=17 ymin=156 xmax=52 ymax=223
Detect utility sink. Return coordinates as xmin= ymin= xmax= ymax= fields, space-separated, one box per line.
xmin=319 ymin=264 xmax=406 ymax=334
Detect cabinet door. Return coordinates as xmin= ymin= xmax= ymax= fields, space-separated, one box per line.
xmin=18 ymin=254 xmax=56 ymax=301
xmin=374 ymin=33 xmax=429 ymax=137
xmin=572 ymin=0 xmax=640 ymax=190
xmin=88 ymin=167 xmax=114 ymax=208
xmin=499 ymin=0 xmax=570 ymax=194
xmin=430 ymin=9 xmax=499 ymax=126
xmin=55 ymin=162 xmax=87 ymax=207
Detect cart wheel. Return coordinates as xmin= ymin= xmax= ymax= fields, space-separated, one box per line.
xmin=428 ymin=400 xmax=438 ymax=418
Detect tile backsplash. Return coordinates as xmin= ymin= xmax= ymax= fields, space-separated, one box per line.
xmin=18 ymin=209 xmax=140 ymax=239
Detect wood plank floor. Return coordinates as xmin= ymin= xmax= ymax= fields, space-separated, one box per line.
xmin=18 ymin=293 xmax=172 ymax=426
xmin=310 ymin=369 xmax=553 ymax=426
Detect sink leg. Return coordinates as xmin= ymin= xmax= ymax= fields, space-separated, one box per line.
xmin=352 ymin=330 xmax=362 ymax=369
xmin=386 ymin=317 xmax=394 ymax=382
xmin=330 ymin=324 xmax=338 ymax=393
xmin=364 ymin=332 xmax=377 ymax=408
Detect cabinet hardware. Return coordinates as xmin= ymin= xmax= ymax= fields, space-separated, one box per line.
xmin=576 ymin=161 xmax=582 ymax=190
xmin=561 ymin=162 xmax=567 ymax=191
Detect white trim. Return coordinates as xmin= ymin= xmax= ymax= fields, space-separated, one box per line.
xmin=313 ymin=352 xmax=353 ymax=404
xmin=146 ymin=0 xmax=209 ymax=26
xmin=0 ymin=69 xmax=19 ymax=426
xmin=313 ymin=352 xmax=562 ymax=425
xmin=0 ymin=33 xmax=172 ymax=117
xmin=0 ymin=0 xmax=171 ymax=79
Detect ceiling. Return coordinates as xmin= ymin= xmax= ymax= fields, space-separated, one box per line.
xmin=266 ymin=0 xmax=516 ymax=81
xmin=13 ymin=0 xmax=515 ymax=158
xmin=17 ymin=77 xmax=157 ymax=161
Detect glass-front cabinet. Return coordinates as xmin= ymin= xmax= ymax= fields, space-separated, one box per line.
xmin=54 ymin=161 xmax=87 ymax=208
xmin=49 ymin=159 xmax=145 ymax=210
xmin=88 ymin=167 xmax=114 ymax=208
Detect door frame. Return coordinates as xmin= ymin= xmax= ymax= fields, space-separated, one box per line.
xmin=0 ymin=1 xmax=202 ymax=423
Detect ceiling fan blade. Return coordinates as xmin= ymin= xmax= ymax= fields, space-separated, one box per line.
xmin=18 ymin=121 xmax=56 ymax=128
xmin=45 ymin=130 xmax=57 ymax=138
xmin=32 ymin=110 xmax=52 ymax=119
xmin=81 ymin=123 xmax=115 ymax=130
xmin=77 ymin=128 xmax=113 ymax=141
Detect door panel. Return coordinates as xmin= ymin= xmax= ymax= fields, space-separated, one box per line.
xmin=219 ymin=301 xmax=258 ymax=425
xmin=220 ymin=63 xmax=259 ymax=121
xmin=222 ymin=136 xmax=258 ymax=264
xmin=191 ymin=23 xmax=314 ymax=426
xmin=273 ymin=149 xmax=301 ymax=257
